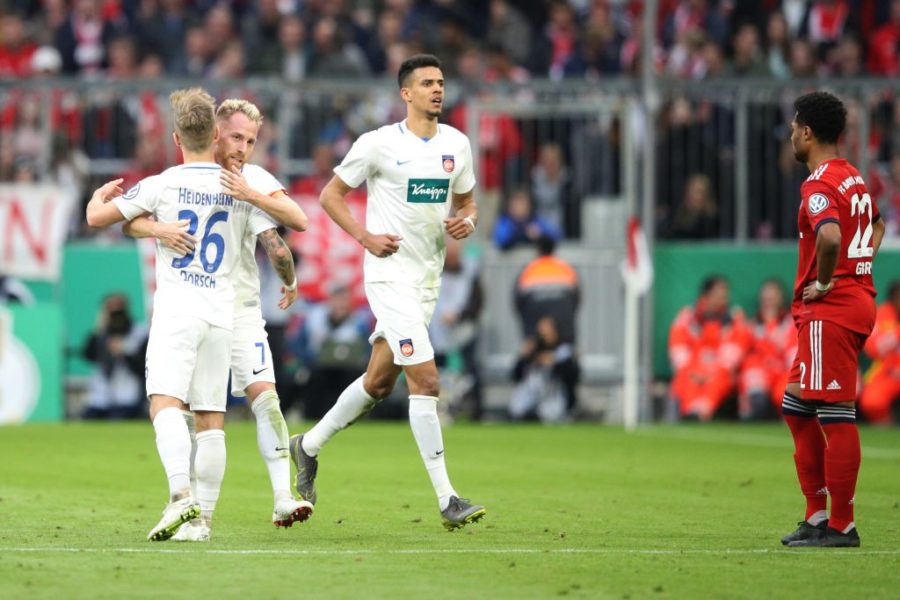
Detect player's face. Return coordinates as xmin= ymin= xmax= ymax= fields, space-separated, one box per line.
xmin=790 ymin=114 xmax=810 ymax=163
xmin=402 ymin=66 xmax=444 ymax=119
xmin=215 ymin=112 xmax=259 ymax=171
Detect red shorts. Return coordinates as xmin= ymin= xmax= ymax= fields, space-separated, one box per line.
xmin=788 ymin=319 xmax=866 ymax=402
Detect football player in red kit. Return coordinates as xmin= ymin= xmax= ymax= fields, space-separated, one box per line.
xmin=781 ymin=91 xmax=885 ymax=548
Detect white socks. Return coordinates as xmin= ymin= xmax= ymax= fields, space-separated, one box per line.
xmin=409 ymin=395 xmax=457 ymax=510
xmin=152 ymin=407 xmax=192 ymax=498
xmin=807 ymin=510 xmax=828 ymax=526
xmin=303 ymin=375 xmax=378 ymax=457
xmin=181 ymin=410 xmax=198 ymax=499
xmin=195 ymin=429 xmax=226 ymax=523
xmin=250 ymin=390 xmax=292 ymax=500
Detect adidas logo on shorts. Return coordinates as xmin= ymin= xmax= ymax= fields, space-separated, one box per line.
xmin=827 ymin=379 xmax=842 ymax=391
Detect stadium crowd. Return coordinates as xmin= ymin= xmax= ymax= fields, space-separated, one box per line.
xmin=1 ymin=1 xmax=900 ymax=421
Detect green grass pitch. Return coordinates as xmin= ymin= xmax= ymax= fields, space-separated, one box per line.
xmin=1 ymin=421 xmax=899 ymax=599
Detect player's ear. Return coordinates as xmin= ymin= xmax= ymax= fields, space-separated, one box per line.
xmin=172 ymin=131 xmax=181 ymax=149
xmin=400 ymin=87 xmax=411 ymax=103
xmin=212 ymin=125 xmax=220 ymax=144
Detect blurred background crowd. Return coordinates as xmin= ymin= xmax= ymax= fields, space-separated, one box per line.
xmin=1 ymin=0 xmax=899 ymax=425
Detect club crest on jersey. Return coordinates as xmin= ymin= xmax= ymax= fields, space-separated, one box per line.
xmin=807 ymin=193 xmax=829 ymax=215
xmin=123 ymin=183 xmax=140 ymax=200
xmin=442 ymin=155 xmax=455 ymax=173
xmin=399 ymin=338 xmax=414 ymax=357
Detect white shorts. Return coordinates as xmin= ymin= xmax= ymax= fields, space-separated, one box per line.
xmin=145 ymin=314 xmax=232 ymax=412
xmin=230 ymin=310 xmax=275 ymax=396
xmin=365 ymin=281 xmax=439 ymax=366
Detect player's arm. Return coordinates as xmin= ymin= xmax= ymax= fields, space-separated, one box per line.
xmin=319 ymin=174 xmax=401 ymax=258
xmin=444 ymin=189 xmax=477 ymax=240
xmin=85 ymin=178 xmax=126 ymax=228
xmin=802 ymin=222 xmax=840 ymax=302
xmin=220 ymin=166 xmax=308 ymax=231
xmin=258 ymin=228 xmax=298 ymax=309
xmin=872 ymin=216 xmax=885 ymax=256
xmin=122 ymin=214 xmax=196 ymax=256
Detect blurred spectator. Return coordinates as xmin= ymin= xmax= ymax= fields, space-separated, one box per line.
xmin=738 ymin=279 xmax=796 ymax=420
xmin=242 ymin=0 xmax=285 ymax=75
xmin=278 ymin=15 xmax=308 ymax=82
xmin=509 ymin=315 xmax=579 ymax=423
xmin=728 ymin=22 xmax=768 ymax=77
xmin=0 ymin=275 xmax=35 ymax=304
xmin=81 ymin=294 xmax=147 ymax=420
xmin=532 ymin=1 xmax=579 ymax=79
xmin=135 ymin=0 xmax=194 ymax=74
xmin=788 ymin=37 xmax=817 ymax=77
xmin=362 ymin=9 xmax=403 ymax=75
xmin=668 ymin=275 xmax=750 ymax=421
xmin=563 ymin=10 xmax=623 ymax=78
xmin=288 ymin=283 xmax=371 ymax=419
xmin=209 ymin=39 xmax=246 ymax=80
xmin=483 ymin=44 xmax=530 ymax=85
xmin=203 ymin=3 xmax=237 ymax=61
xmin=765 ymin=11 xmax=791 ymax=79
xmin=486 ymin=0 xmax=532 ymax=68
xmin=828 ymin=35 xmax=863 ymax=77
xmin=0 ymin=12 xmax=37 ymax=77
xmin=662 ymin=173 xmax=718 ymax=239
xmin=860 ymin=281 xmax=900 ymax=424
xmin=55 ymin=0 xmax=120 ymax=75
xmin=430 ymin=237 xmax=483 ymax=421
xmin=876 ymin=156 xmax=900 ymax=236
xmin=662 ymin=0 xmax=729 ymax=50
xmin=493 ymin=188 xmax=561 ymax=251
xmin=183 ymin=25 xmax=213 ymax=77
xmin=867 ymin=0 xmax=900 ymax=77
xmin=803 ymin=0 xmax=851 ymax=50
xmin=307 ymin=16 xmax=369 ymax=78
xmin=105 ymin=35 xmax=139 ymax=79
xmin=531 ymin=142 xmax=570 ymax=235
xmin=514 ymin=235 xmax=579 ymax=347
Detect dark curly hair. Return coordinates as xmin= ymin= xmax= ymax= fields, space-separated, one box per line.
xmin=398 ymin=54 xmax=442 ymax=88
xmin=794 ymin=91 xmax=847 ymax=145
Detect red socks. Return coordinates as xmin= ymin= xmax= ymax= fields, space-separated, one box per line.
xmin=784 ymin=413 xmax=828 ymax=519
xmin=821 ymin=422 xmax=861 ymax=533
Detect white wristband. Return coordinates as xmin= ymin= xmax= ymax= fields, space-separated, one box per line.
xmin=463 ymin=216 xmax=476 ymax=232
xmin=814 ymin=279 xmax=832 ymax=292
xmin=284 ymin=279 xmax=297 ymax=292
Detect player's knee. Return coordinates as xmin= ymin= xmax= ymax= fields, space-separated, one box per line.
xmin=364 ymin=372 xmax=396 ymax=399
xmin=410 ymin=372 xmax=441 ymax=398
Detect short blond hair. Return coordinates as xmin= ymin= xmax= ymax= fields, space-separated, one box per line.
xmin=169 ymin=87 xmax=216 ymax=152
xmin=216 ymin=99 xmax=263 ymax=127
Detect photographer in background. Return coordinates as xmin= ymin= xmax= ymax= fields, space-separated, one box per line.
xmin=82 ymin=293 xmax=147 ymax=420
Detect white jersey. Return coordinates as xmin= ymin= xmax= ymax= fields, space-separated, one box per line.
xmin=334 ymin=120 xmax=476 ymax=288
xmin=113 ymin=162 xmax=276 ymax=330
xmin=232 ymin=164 xmax=286 ymax=316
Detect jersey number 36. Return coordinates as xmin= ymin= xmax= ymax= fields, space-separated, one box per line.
xmin=171 ymin=209 xmax=229 ymax=273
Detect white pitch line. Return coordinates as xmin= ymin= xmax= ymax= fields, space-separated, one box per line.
xmin=2 ymin=547 xmax=899 ymax=556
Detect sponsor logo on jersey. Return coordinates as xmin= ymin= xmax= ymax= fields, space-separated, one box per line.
xmin=442 ymin=155 xmax=455 ymax=173
xmin=407 ymin=179 xmax=449 ymax=203
xmin=399 ymin=338 xmax=414 ymax=357
xmin=123 ymin=183 xmax=140 ymax=199
xmin=807 ymin=193 xmax=829 ymax=215
xmin=827 ymin=379 xmax=841 ymax=391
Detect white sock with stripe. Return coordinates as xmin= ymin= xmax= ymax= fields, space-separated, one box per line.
xmin=303 ymin=375 xmax=378 ymax=457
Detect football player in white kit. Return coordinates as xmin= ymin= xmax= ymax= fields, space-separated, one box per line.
xmin=124 ymin=100 xmax=312 ymax=539
xmin=86 ymin=88 xmax=311 ymax=541
xmin=290 ymin=54 xmax=487 ymax=530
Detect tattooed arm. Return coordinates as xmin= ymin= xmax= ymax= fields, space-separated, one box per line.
xmin=258 ymin=228 xmax=298 ymax=310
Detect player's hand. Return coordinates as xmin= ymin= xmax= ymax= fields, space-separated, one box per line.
xmin=802 ymin=282 xmax=831 ymax=303
xmin=362 ymin=232 xmax=402 ymax=258
xmin=444 ymin=216 xmax=475 ymax=240
xmin=279 ymin=284 xmax=298 ymax=310
xmin=155 ymin=219 xmax=197 ymax=256
xmin=95 ymin=178 xmax=124 ymax=203
xmin=220 ymin=165 xmax=255 ymax=202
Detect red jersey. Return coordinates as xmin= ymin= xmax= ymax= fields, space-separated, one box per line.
xmin=793 ymin=158 xmax=879 ymax=335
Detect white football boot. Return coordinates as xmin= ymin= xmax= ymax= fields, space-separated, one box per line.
xmin=272 ymin=497 xmax=314 ymax=528
xmin=147 ymin=497 xmax=201 ymax=541
xmin=171 ymin=519 xmax=211 ymax=542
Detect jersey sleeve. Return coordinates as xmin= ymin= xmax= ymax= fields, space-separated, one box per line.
xmin=245 ymin=164 xmax=285 ymax=196
xmin=112 ymin=176 xmax=161 ymax=221
xmin=333 ymin=133 xmax=373 ymax=188
xmin=801 ymin=182 xmax=840 ymax=233
xmin=453 ymin=137 xmax=476 ymax=194
xmin=248 ymin=206 xmax=278 ymax=237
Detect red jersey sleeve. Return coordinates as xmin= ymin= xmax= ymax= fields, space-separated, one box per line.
xmin=801 ymin=182 xmax=841 ymax=233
